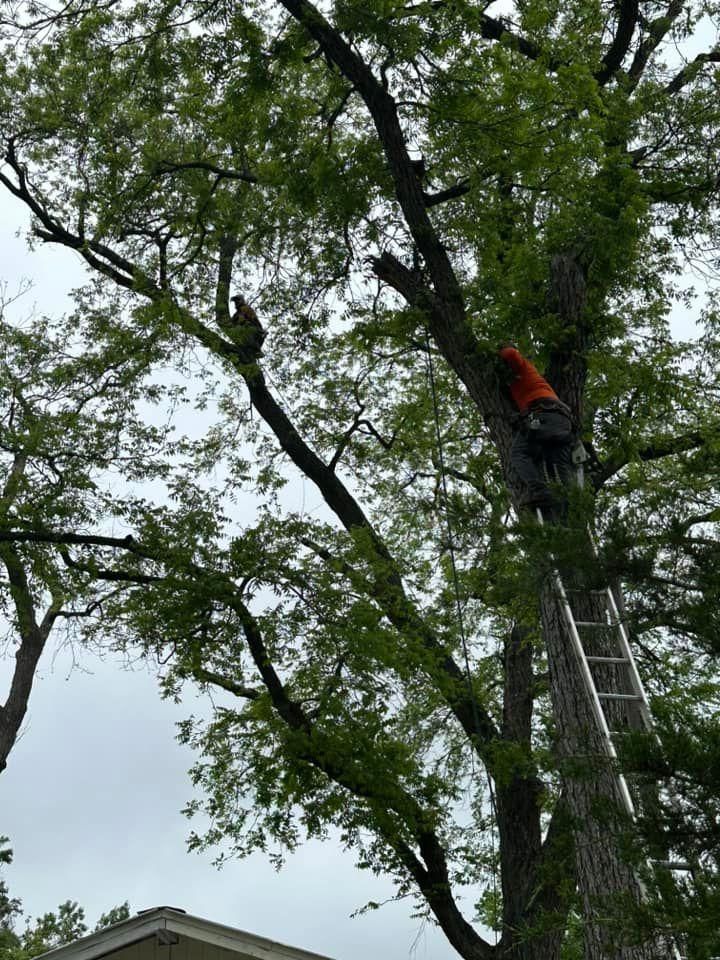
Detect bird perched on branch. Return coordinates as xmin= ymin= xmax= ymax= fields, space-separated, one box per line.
xmin=229 ymin=294 xmax=266 ymax=357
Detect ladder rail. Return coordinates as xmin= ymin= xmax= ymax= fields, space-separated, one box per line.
xmin=550 ymin=561 xmax=638 ymax=819
xmin=601 ymin=585 xmax=655 ymax=731
xmin=536 ymin=461 xmax=686 ymax=959
xmin=547 ymin=531 xmax=685 ymax=960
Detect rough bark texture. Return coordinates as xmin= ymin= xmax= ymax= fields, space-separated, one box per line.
xmin=540 ymin=256 xmax=674 ymax=959
xmin=496 ymin=626 xmax=567 ymax=960
xmin=0 ymin=543 xmax=57 ymax=772
xmin=540 ymin=582 xmax=673 ymax=960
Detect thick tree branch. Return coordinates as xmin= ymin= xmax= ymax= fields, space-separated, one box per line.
xmin=215 ymin=592 xmax=494 ymax=960
xmin=185 ymin=320 xmax=504 ymax=754
xmin=215 ymin=234 xmax=237 ymax=328
xmin=0 ymin=543 xmax=60 ymax=772
xmin=595 ymin=0 xmax=639 ymax=85
xmin=597 ymin=429 xmax=708 ymax=485
xmin=58 ymin=547 xmax=162 ymax=585
xmin=544 ymin=252 xmax=589 ymax=423
xmin=626 ymin=0 xmax=686 ymax=89
xmin=273 ymin=0 xmax=516 ymax=458
xmin=424 ymin=180 xmax=471 ymax=208
xmin=665 ymin=47 xmax=720 ymax=95
xmin=369 ymin=250 xmax=426 ymax=303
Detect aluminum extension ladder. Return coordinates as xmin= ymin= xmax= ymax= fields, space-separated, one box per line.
xmin=540 ymin=515 xmax=652 ymax=818
xmin=537 ymin=503 xmax=689 ymax=958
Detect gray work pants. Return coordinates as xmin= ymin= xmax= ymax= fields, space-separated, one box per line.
xmin=511 ymin=409 xmax=574 ymax=504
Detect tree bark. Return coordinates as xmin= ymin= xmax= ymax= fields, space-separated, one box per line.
xmin=540 ymin=577 xmax=672 ymax=960
xmin=0 ymin=544 xmax=58 ymax=773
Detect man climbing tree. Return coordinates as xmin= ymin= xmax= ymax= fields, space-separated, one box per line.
xmin=1 ymin=1 xmax=720 ymax=959
xmin=498 ymin=344 xmax=575 ymax=517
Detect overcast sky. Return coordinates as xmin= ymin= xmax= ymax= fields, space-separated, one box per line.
xmin=0 ymin=190 xmax=470 ymax=960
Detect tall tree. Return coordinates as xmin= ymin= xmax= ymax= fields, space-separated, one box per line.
xmin=0 ymin=290 xmax=174 ymax=771
xmin=1 ymin=1 xmax=720 ymax=959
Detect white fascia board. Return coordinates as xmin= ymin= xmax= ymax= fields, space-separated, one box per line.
xmin=33 ymin=911 xmax=172 ymax=960
xmin=163 ymin=912 xmax=336 ymax=960
xmin=33 ymin=908 xmax=337 ymax=960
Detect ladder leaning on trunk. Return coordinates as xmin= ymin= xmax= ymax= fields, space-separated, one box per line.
xmin=536 ymin=474 xmax=692 ymax=958
xmin=541 ymin=520 xmax=652 ymax=819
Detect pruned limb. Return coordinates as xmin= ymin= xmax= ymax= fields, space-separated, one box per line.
xmin=424 ymin=180 xmax=471 ymax=208
xmin=369 ymin=250 xmax=427 ymax=304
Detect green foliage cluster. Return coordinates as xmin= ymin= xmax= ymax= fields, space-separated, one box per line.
xmin=0 ymin=839 xmax=129 ymax=960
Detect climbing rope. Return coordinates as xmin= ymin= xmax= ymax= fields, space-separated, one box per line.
xmin=422 ymin=325 xmax=500 ymax=941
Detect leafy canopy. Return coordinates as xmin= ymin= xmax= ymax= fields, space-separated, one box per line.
xmin=1 ymin=0 xmax=720 ymax=956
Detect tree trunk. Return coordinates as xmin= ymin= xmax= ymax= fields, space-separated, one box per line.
xmin=540 ymin=575 xmax=673 ymax=960
xmin=496 ymin=626 xmax=567 ymax=960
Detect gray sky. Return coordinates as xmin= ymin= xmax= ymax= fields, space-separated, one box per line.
xmin=0 ymin=191 xmax=465 ymax=960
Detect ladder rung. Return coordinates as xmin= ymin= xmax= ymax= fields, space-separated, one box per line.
xmin=586 ymin=656 xmax=630 ymax=664
xmin=564 ymin=588 xmax=609 ymax=596
xmin=650 ymin=859 xmax=692 ymax=871
xmin=574 ymin=620 xmax=621 ymax=628
xmin=597 ymin=692 xmax=644 ymax=701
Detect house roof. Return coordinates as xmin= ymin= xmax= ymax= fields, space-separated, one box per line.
xmin=34 ymin=907 xmax=336 ymax=960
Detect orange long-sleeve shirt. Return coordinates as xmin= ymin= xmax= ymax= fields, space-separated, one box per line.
xmin=499 ymin=347 xmax=558 ymax=412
